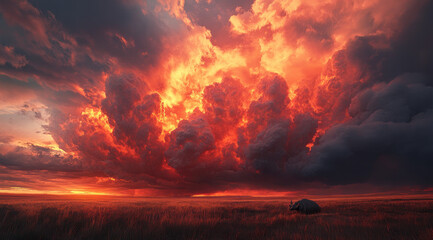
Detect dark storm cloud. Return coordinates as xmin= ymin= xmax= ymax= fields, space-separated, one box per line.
xmin=282 ymin=2 xmax=339 ymax=53
xmin=295 ymin=74 xmax=433 ymax=186
xmin=246 ymin=114 xmax=318 ymax=175
xmin=386 ymin=1 xmax=433 ymax=79
xmin=0 ymin=45 xmax=28 ymax=68
xmin=0 ymin=0 xmax=106 ymax=89
xmin=29 ymin=0 xmax=167 ymax=70
xmin=0 ymin=0 xmax=175 ymax=90
xmin=45 ymin=74 xmax=166 ymax=180
xmin=238 ymin=76 xmax=319 ymax=177
xmin=313 ymin=0 xmax=433 ymax=126
xmin=102 ymin=74 xmax=165 ymax=172
xmin=184 ymin=0 xmax=254 ymax=47
xmin=203 ymin=77 xmax=246 ymax=140
xmin=0 ymin=0 xmax=178 ymax=186
xmin=247 ymin=75 xmax=290 ymax=131
xmin=0 ymin=144 xmax=82 ymax=172
xmin=246 ymin=119 xmax=292 ymax=173
xmin=285 ymin=1 xmax=433 ymax=188
xmin=165 ymin=111 xmax=217 ymax=174
xmin=102 ymin=74 xmax=161 ymax=146
xmin=342 ymin=1 xmax=433 ymax=87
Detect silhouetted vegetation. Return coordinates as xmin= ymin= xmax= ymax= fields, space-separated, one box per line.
xmin=0 ymin=196 xmax=432 ymax=239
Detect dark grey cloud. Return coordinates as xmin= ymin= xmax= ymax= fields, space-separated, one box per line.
xmin=102 ymin=74 xmax=165 ymax=173
xmin=29 ymin=0 xmax=168 ymax=70
xmin=0 ymin=0 xmax=185 ymax=92
xmin=0 ymin=0 xmax=107 ymax=89
xmin=0 ymin=144 xmax=82 ymax=172
xmin=294 ymin=74 xmax=433 ymax=186
xmin=184 ymin=0 xmax=254 ymax=47
xmin=203 ymin=77 xmax=246 ymax=140
xmin=165 ymin=111 xmax=216 ymax=174
xmin=282 ymin=2 xmax=433 ymax=189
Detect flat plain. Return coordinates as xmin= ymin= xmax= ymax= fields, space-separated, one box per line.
xmin=0 ymin=194 xmax=432 ymax=240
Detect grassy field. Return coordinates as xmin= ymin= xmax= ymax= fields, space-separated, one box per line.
xmin=0 ymin=195 xmax=432 ymax=240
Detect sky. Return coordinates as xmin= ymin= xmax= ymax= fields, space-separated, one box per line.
xmin=0 ymin=0 xmax=432 ymax=197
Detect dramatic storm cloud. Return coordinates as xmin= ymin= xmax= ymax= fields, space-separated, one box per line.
xmin=0 ymin=0 xmax=432 ymax=196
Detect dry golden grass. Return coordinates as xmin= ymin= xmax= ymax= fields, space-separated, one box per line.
xmin=0 ymin=195 xmax=432 ymax=239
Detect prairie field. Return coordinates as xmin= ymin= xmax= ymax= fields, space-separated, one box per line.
xmin=0 ymin=195 xmax=432 ymax=240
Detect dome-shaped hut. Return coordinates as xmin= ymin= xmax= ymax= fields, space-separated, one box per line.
xmin=289 ymin=199 xmax=321 ymax=214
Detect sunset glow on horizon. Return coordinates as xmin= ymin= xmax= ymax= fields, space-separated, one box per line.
xmin=0 ymin=0 xmax=432 ymax=197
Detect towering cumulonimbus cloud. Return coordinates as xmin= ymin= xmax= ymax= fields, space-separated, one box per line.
xmin=0 ymin=0 xmax=432 ymax=196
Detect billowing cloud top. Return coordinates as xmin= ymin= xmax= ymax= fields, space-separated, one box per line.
xmin=0 ymin=0 xmax=432 ymax=196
